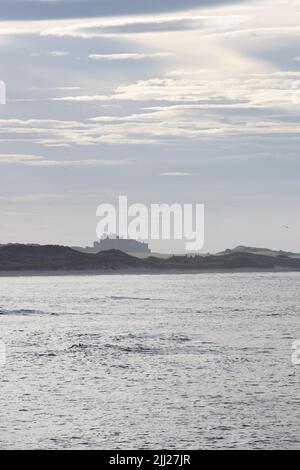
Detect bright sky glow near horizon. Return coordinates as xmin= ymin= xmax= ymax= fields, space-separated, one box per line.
xmin=0 ymin=0 xmax=299 ymax=253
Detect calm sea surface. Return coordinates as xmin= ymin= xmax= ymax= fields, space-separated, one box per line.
xmin=0 ymin=273 xmax=300 ymax=450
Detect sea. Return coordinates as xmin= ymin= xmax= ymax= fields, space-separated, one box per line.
xmin=0 ymin=272 xmax=300 ymax=450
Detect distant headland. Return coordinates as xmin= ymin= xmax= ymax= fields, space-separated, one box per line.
xmin=0 ymin=244 xmax=300 ymax=275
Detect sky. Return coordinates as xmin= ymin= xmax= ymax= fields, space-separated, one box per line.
xmin=0 ymin=0 xmax=299 ymax=252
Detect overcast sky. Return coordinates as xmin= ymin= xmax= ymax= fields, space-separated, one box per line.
xmin=0 ymin=0 xmax=299 ymax=252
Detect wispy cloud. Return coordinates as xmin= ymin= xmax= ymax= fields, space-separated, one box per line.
xmin=89 ymin=52 xmax=174 ymax=61
xmin=0 ymin=154 xmax=44 ymax=163
xmin=53 ymin=73 xmax=300 ymax=110
xmin=42 ymin=14 xmax=247 ymax=39
xmin=49 ymin=51 xmax=70 ymax=57
xmin=0 ymin=153 xmax=132 ymax=166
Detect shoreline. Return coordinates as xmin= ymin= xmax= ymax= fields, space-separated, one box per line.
xmin=0 ymin=267 xmax=299 ymax=277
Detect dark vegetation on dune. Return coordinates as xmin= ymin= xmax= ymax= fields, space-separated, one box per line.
xmin=1 ymin=244 xmax=300 ymax=272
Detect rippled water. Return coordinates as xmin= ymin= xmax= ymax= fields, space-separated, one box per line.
xmin=0 ymin=273 xmax=300 ymax=450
